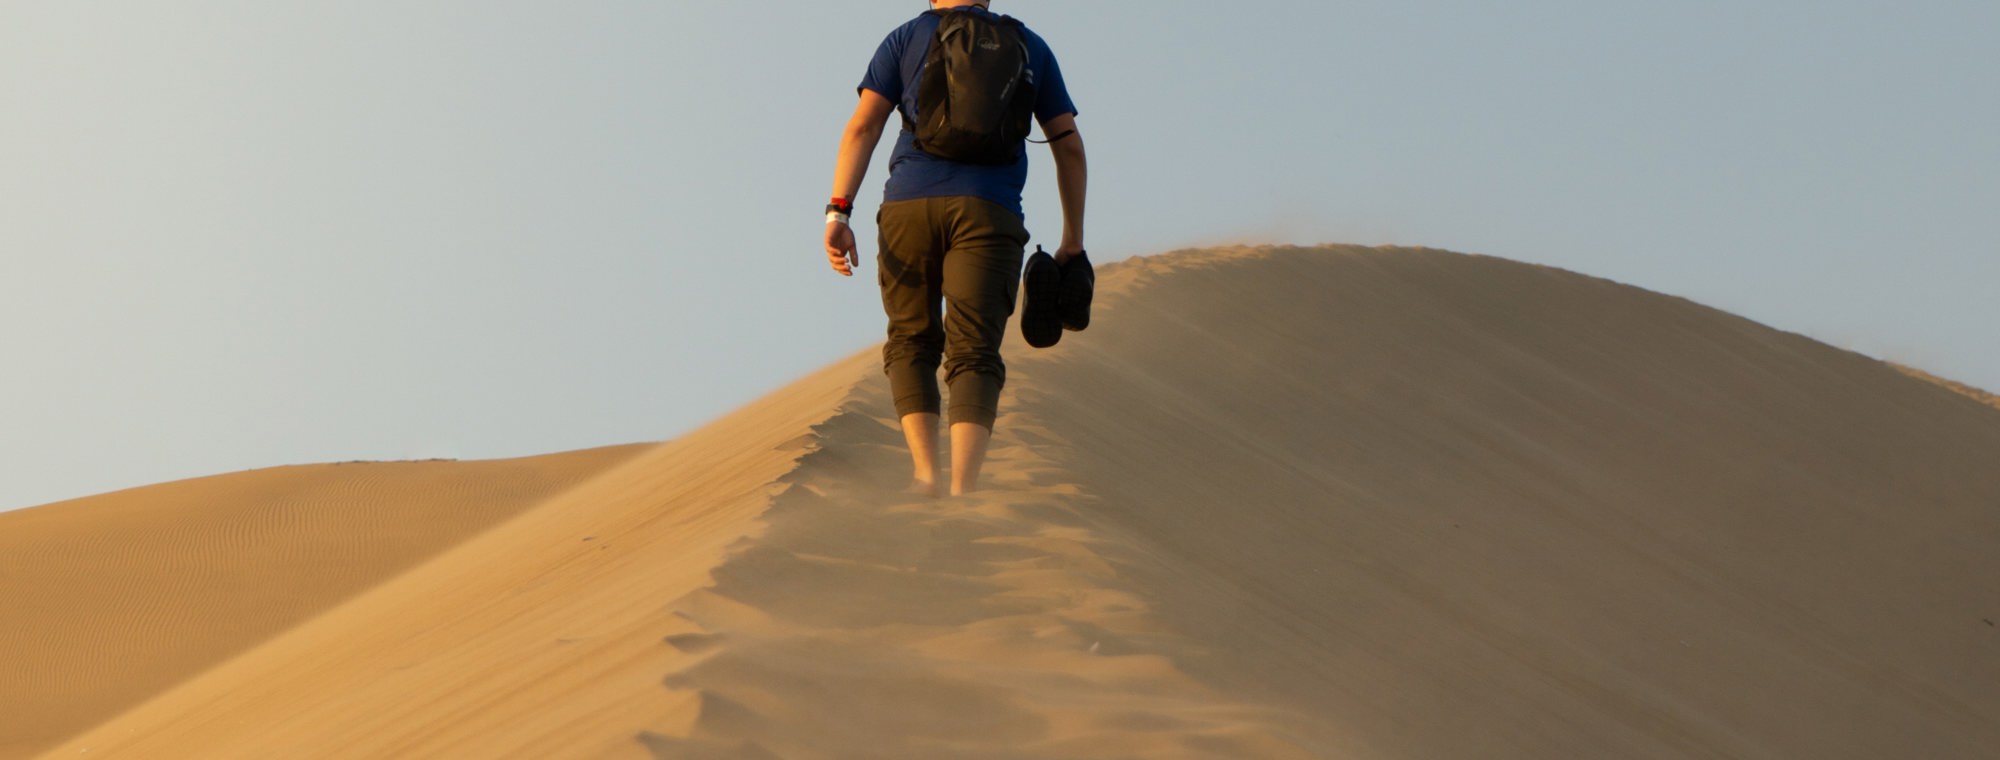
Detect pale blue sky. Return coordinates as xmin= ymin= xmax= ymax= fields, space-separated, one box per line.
xmin=3 ymin=1 xmax=1995 ymax=511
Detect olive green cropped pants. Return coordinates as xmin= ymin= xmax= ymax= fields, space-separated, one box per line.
xmin=875 ymin=196 xmax=1030 ymax=429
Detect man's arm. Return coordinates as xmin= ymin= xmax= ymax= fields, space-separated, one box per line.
xmin=1042 ymin=112 xmax=1087 ymax=264
xmin=825 ymin=89 xmax=897 ymax=277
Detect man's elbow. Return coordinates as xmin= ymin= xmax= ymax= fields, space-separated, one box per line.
xmin=840 ymin=121 xmax=880 ymax=150
xmin=1051 ymin=133 xmax=1087 ymax=162
xmin=844 ymin=120 xmax=885 ymax=145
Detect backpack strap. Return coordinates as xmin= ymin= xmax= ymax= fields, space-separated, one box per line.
xmin=1028 ymin=128 xmax=1075 ymax=145
xmin=898 ymin=11 xmax=957 ymax=133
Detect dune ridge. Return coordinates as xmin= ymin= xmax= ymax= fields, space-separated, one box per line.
xmin=1892 ymin=362 xmax=2000 ymax=412
xmin=632 ymin=363 xmax=1319 ymax=758
xmin=16 ymin=245 xmax=2000 ymax=758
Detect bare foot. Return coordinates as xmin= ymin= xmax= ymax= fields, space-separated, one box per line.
xmin=907 ymin=479 xmax=942 ymax=498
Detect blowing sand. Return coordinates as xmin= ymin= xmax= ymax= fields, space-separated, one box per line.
xmin=7 ymin=245 xmax=1998 ymax=759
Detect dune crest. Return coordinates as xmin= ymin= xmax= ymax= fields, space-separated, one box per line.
xmin=1892 ymin=362 xmax=2000 ymax=411
xmin=18 ymin=245 xmax=2000 ymax=759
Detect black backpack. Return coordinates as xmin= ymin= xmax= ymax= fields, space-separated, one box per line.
xmin=907 ymin=9 xmax=1036 ymax=166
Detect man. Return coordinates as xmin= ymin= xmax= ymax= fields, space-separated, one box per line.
xmin=824 ymin=0 xmax=1087 ymax=497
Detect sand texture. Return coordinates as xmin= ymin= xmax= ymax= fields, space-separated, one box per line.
xmin=10 ymin=245 xmax=2000 ymax=758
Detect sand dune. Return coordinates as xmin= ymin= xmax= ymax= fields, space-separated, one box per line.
xmin=11 ymin=245 xmax=2000 ymax=758
xmin=0 ymin=445 xmax=648 ymax=760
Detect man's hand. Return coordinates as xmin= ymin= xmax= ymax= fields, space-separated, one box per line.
xmin=825 ymin=221 xmax=858 ymax=276
xmin=1054 ymin=244 xmax=1085 ymax=267
xmin=824 ymin=90 xmax=894 ymax=278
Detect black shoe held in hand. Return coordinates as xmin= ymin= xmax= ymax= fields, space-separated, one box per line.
xmin=1058 ymin=250 xmax=1093 ymax=332
xmin=1021 ymin=246 xmax=1064 ymax=348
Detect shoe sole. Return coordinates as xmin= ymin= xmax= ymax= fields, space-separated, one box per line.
xmin=1020 ymin=251 xmax=1063 ymax=348
xmin=1058 ymin=254 xmax=1093 ymax=331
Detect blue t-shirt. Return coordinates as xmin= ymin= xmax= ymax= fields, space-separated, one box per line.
xmin=858 ymin=8 xmax=1077 ymax=218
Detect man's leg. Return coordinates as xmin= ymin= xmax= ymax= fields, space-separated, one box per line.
xmin=937 ymin=197 xmax=1031 ymax=494
xmin=948 ymin=421 xmax=992 ymax=496
xmin=900 ymin=412 xmax=940 ymax=496
xmin=876 ymin=201 xmax=948 ymax=494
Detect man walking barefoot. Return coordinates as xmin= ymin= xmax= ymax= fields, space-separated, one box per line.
xmin=824 ymin=0 xmax=1087 ymax=497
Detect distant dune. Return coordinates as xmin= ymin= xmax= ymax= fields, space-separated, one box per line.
xmin=0 ymin=445 xmax=649 ymax=759
xmin=7 ymin=245 xmax=1998 ymax=759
